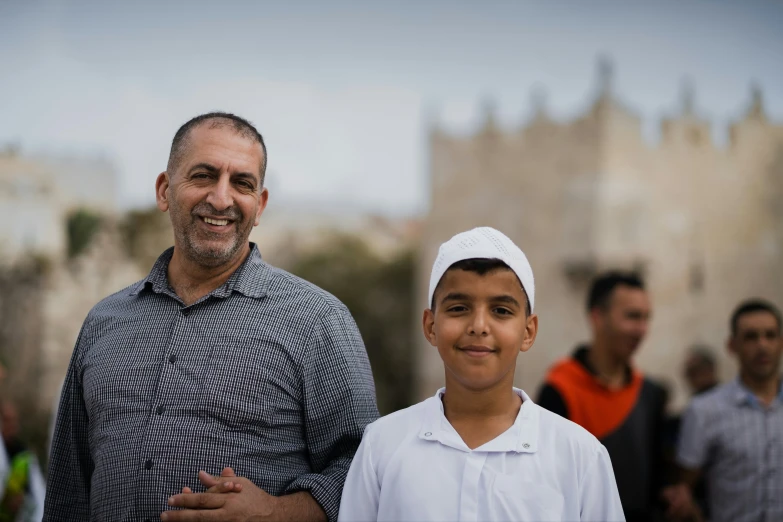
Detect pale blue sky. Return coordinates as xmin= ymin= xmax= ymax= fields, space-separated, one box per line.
xmin=2 ymin=0 xmax=781 ymax=216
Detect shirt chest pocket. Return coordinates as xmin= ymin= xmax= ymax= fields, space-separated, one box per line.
xmin=490 ymin=474 xmax=565 ymax=522
xmin=203 ymin=339 xmax=300 ymax=435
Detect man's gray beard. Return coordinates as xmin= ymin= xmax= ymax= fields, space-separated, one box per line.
xmin=177 ymin=225 xmax=244 ymax=268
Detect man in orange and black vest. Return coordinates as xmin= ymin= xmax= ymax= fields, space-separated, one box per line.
xmin=538 ymin=271 xmax=668 ymax=522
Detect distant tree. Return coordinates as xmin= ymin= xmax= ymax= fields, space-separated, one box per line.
xmin=289 ymin=235 xmax=416 ymax=415
xmin=119 ymin=207 xmax=173 ymax=272
xmin=66 ymin=209 xmax=103 ymax=258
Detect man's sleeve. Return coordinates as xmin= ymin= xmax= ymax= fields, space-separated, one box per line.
xmin=337 ymin=427 xmax=380 ymax=522
xmin=579 ymin=445 xmax=626 ymax=522
xmin=676 ymin=401 xmax=710 ymax=471
xmin=43 ymin=323 xmax=93 ymax=521
xmin=284 ymin=307 xmax=380 ymax=522
xmin=536 ymin=383 xmax=570 ymax=419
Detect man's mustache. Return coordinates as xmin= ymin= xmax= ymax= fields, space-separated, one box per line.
xmin=191 ymin=203 xmax=242 ymax=221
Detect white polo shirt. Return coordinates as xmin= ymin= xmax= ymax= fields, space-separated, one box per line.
xmin=339 ymin=388 xmax=624 ymax=522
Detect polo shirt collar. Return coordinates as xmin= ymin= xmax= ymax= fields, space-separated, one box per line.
xmin=130 ymin=242 xmax=269 ymax=300
xmin=731 ymin=377 xmax=783 ymax=409
xmin=418 ymin=387 xmax=539 ymax=454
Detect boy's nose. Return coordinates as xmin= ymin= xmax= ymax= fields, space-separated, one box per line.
xmin=467 ymin=311 xmax=490 ymax=336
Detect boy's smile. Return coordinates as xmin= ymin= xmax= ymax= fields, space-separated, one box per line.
xmin=423 ymin=267 xmax=538 ymax=391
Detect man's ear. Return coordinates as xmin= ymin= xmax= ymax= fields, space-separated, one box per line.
xmin=726 ymin=334 xmax=738 ymax=357
xmin=155 ymin=172 xmax=170 ymax=212
xmin=254 ymin=187 xmax=269 ymax=226
xmin=520 ymin=314 xmax=539 ymax=353
xmin=422 ymin=309 xmax=437 ymax=347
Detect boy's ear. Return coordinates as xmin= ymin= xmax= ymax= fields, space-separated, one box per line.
xmin=519 ymin=314 xmax=539 ymax=353
xmin=422 ymin=309 xmax=437 ymax=347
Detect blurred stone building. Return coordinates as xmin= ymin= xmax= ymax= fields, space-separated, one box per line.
xmin=0 ymin=148 xmax=143 ymax=416
xmin=417 ymin=59 xmax=783 ymax=409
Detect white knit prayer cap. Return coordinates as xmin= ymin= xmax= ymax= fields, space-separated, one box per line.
xmin=428 ymin=227 xmax=535 ymax=312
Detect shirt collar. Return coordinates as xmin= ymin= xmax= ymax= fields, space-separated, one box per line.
xmin=130 ymin=242 xmax=269 ymax=301
xmin=731 ymin=377 xmax=783 ymax=409
xmin=419 ymin=387 xmax=539 ymax=454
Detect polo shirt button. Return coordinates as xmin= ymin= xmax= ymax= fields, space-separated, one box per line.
xmin=169 ymin=353 xmax=177 ymax=364
xmin=144 ymin=459 xmax=154 ymax=470
xmin=156 ymin=405 xmax=165 ymax=415
xmin=181 ymin=308 xmax=191 ymax=316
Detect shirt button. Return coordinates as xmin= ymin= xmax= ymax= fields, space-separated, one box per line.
xmin=156 ymin=405 xmax=165 ymax=415
xmin=144 ymin=459 xmax=154 ymax=470
xmin=181 ymin=308 xmax=191 ymax=316
xmin=168 ymin=354 xmax=177 ymax=364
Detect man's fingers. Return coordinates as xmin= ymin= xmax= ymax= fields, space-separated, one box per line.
xmin=181 ymin=487 xmax=192 ymax=494
xmin=220 ymin=467 xmax=236 ymax=477
xmin=167 ymin=492 xmax=229 ymax=509
xmin=204 ymin=481 xmax=242 ymax=494
xmin=162 ymin=508 xmax=221 ymax=521
xmin=197 ymin=470 xmax=220 ymax=489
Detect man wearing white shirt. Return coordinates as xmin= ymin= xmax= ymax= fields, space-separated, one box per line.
xmin=338 ymin=227 xmax=624 ymax=522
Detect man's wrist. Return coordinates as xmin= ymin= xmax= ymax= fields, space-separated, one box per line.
xmin=265 ymin=492 xmax=327 ymax=522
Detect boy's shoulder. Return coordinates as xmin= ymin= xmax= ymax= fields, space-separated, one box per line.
xmin=365 ymin=396 xmax=435 ymax=440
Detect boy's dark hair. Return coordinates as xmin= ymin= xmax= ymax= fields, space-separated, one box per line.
xmin=431 ymin=258 xmax=531 ymax=316
xmin=730 ymin=298 xmax=782 ymax=336
xmin=167 ymin=112 xmax=268 ymax=186
xmin=586 ymin=271 xmax=645 ymax=313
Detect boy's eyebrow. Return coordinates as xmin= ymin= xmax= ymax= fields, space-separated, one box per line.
xmin=491 ymin=295 xmax=521 ymax=307
xmin=440 ymin=293 xmax=521 ymax=307
xmin=441 ymin=292 xmax=472 ymax=304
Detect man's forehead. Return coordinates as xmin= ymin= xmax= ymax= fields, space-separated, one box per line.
xmin=737 ymin=311 xmax=779 ymax=330
xmin=183 ymin=126 xmax=264 ymax=166
xmin=187 ymin=123 xmax=261 ymax=149
xmin=611 ymin=285 xmax=649 ymax=305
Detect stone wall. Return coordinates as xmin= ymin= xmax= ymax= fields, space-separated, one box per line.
xmin=418 ymin=62 xmax=783 ymax=411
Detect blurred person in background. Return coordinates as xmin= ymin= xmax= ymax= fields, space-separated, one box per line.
xmin=683 ymin=347 xmax=719 ymax=396
xmin=538 ymin=271 xmax=667 ymax=522
xmin=662 ymin=346 xmax=720 ymax=521
xmin=664 ymin=299 xmax=783 ymax=522
xmin=0 ymin=401 xmax=45 ymax=522
xmin=0 ymin=364 xmax=9 ymax=489
xmin=44 ymin=112 xmax=379 ymax=522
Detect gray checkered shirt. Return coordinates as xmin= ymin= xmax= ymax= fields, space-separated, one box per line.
xmin=43 ymin=243 xmax=379 ymax=522
xmin=677 ymin=378 xmax=783 ymax=522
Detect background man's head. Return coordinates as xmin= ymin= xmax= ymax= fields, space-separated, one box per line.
xmin=587 ymin=271 xmax=650 ymax=361
xmin=683 ymin=345 xmax=718 ymax=394
xmin=156 ymin=112 xmax=269 ymax=268
xmin=728 ymin=298 xmax=782 ymax=383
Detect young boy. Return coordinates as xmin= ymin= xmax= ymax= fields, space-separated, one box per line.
xmin=338 ymin=227 xmax=625 ymax=522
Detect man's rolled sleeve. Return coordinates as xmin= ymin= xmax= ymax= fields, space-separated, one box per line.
xmin=676 ymin=401 xmax=710 ymax=470
xmin=43 ymin=322 xmax=94 ymax=521
xmin=284 ymin=307 xmax=380 ymax=521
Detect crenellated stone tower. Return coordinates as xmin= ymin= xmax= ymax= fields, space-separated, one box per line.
xmin=418 ymin=57 xmax=783 ymax=409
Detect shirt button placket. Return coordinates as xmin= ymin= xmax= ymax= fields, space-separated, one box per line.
xmin=459 ymin=453 xmax=487 ymax=522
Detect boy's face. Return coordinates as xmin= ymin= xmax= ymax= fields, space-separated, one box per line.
xmin=422 ymin=268 xmax=538 ymax=392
